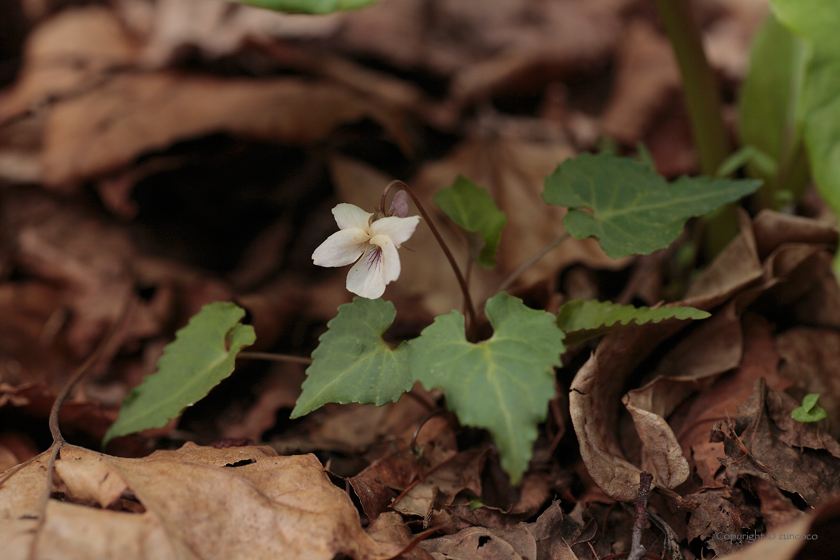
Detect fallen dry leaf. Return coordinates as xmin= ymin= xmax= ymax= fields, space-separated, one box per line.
xmin=776 ymin=327 xmax=840 ymax=439
xmin=571 ymin=210 xmax=839 ymax=501
xmin=41 ymin=74 xmax=407 ymax=186
xmin=714 ymin=493 xmax=840 ymax=560
xmin=716 ymin=380 xmax=840 ymax=506
xmin=0 ymin=443 xmax=401 ymax=560
xmin=600 ymin=19 xmax=680 ymax=146
xmin=665 ymin=313 xmax=791 ymax=488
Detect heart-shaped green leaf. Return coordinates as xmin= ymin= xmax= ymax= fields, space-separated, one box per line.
xmin=543 ymin=153 xmax=762 ymax=258
xmin=291 ymin=297 xmax=411 ymax=418
xmin=410 ymin=293 xmax=564 ymax=484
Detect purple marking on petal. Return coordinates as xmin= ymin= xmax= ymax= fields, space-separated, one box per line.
xmin=365 ymin=246 xmax=382 ymax=272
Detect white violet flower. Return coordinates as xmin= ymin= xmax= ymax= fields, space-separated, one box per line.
xmin=313 ymin=203 xmax=420 ymax=299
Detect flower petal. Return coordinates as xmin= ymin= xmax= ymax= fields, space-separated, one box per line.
xmin=346 ymin=246 xmax=386 ymax=299
xmin=333 ymin=203 xmax=373 ymax=231
xmin=369 ymin=215 xmax=420 ymax=247
xmin=312 ymin=228 xmax=369 ymax=267
xmin=369 ymin=234 xmax=400 ymax=284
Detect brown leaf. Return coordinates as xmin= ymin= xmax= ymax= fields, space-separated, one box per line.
xmin=0 ymin=443 xmax=399 ymax=560
xmin=366 ymin=512 xmax=435 ymax=560
xmin=712 ymin=494 xmax=840 ymax=560
xmin=600 ymin=19 xmax=680 ymax=146
xmin=571 ymin=211 xmax=839 ymax=501
xmin=664 ymin=313 xmax=792 ymax=488
xmin=776 ymin=327 xmax=840 ymax=439
xmin=718 ymin=379 xmax=840 ymax=507
xmin=753 ymin=477 xmax=803 ymax=532
xmin=394 ymin=448 xmax=489 ymax=519
xmin=687 ymin=487 xmax=758 ymax=557
xmin=570 ymin=312 xmax=706 ymax=501
xmin=421 ymin=525 xmax=535 ymax=560
xmin=42 ymin=74 xmax=407 ymax=186
xmin=0 ymin=7 xmax=139 ymax=121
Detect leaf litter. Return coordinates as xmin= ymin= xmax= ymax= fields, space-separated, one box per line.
xmin=3 ymin=0 xmax=840 ymax=559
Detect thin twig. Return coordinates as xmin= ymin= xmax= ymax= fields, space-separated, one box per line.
xmin=493 ymin=232 xmax=569 ymax=295
xmin=628 ymin=471 xmax=654 ymax=560
xmin=28 ymin=290 xmax=135 ymax=560
xmin=237 ymin=351 xmax=313 ymax=366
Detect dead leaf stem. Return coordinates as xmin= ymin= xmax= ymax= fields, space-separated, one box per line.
xmin=28 ymin=289 xmax=135 ymax=560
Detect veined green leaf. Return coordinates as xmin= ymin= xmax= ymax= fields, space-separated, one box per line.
xmin=557 ymin=299 xmax=710 ymax=347
xmin=104 ymin=302 xmax=255 ymax=444
xmin=410 ymin=293 xmax=564 ymax=484
xmin=291 ymin=297 xmax=411 ymax=418
xmin=434 ymin=176 xmax=507 ymax=269
xmin=232 ymin=0 xmax=380 ymax=14
xmin=542 ymin=153 xmax=762 ymax=259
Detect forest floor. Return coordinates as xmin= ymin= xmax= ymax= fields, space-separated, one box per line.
xmin=1 ymin=0 xmax=839 ymax=559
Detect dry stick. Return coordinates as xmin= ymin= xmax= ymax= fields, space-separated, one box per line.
xmin=28 ymin=293 xmax=135 ymax=560
xmin=237 ymin=351 xmax=313 ymax=366
xmin=493 ymin=232 xmax=570 ymax=295
xmin=627 ymin=471 xmax=654 ymax=560
xmin=381 ymin=180 xmax=478 ymax=336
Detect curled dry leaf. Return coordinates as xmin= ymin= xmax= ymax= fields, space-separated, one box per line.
xmin=662 ymin=313 xmax=791 ymax=488
xmin=571 ymin=210 xmax=839 ymax=502
xmin=0 ymin=443 xmax=401 ymax=560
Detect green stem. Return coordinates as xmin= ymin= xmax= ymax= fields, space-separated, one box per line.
xmin=652 ymin=0 xmax=737 ymax=254
xmin=493 ymin=232 xmax=570 ymax=295
xmin=653 ymin=0 xmax=731 ymax=175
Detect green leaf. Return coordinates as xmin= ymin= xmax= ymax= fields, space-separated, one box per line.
xmin=542 ymin=153 xmax=762 ymax=259
xmin=232 ymin=0 xmax=380 ymax=14
xmin=291 ymin=297 xmax=411 ymax=418
xmin=792 ymin=393 xmax=828 ymax=422
xmin=434 ymin=176 xmax=507 ymax=269
xmin=410 ymin=293 xmax=564 ymax=484
xmin=557 ymin=300 xmax=710 ymax=347
xmin=768 ymin=0 xmax=840 ymax=273
xmin=716 ymin=146 xmax=778 ymax=180
xmin=104 ymin=302 xmax=255 ymax=444
xmin=738 ymin=12 xmax=811 ymax=209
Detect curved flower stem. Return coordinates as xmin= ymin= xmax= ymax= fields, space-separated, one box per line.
xmin=382 ymin=180 xmax=478 ymax=337
xmin=493 ymin=232 xmax=570 ymax=295
xmin=238 ymin=352 xmax=313 ymax=366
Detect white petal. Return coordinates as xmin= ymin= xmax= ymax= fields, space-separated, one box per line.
xmin=369 ymin=234 xmax=400 ymax=284
xmin=312 ymin=228 xmax=369 ymax=267
xmin=346 ymin=246 xmax=386 ymax=299
xmin=333 ymin=203 xmax=372 ymax=231
xmin=369 ymin=215 xmax=420 ymax=247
